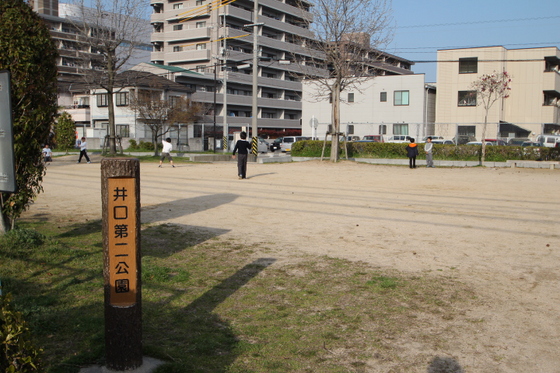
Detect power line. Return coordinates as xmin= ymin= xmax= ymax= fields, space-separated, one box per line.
xmin=397 ymin=15 xmax=560 ymax=29
xmin=390 ymin=42 xmax=560 ymax=52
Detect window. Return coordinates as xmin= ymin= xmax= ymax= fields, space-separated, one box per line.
xmin=195 ymin=0 xmax=205 ymax=5
xmin=544 ymin=92 xmax=558 ymax=106
xmin=196 ymin=43 xmax=206 ymax=50
xmin=116 ymin=124 xmax=130 ymax=138
xmin=169 ymin=96 xmax=181 ymax=108
xmin=97 ymin=93 xmax=108 ymax=107
xmin=380 ymin=91 xmax=387 ymax=102
xmin=379 ymin=124 xmax=387 ymax=135
xmin=393 ymin=123 xmax=408 ymax=135
xmin=458 ymin=91 xmax=477 ymax=106
xmin=196 ymin=65 xmax=205 ymax=72
xmin=459 ymin=57 xmax=478 ymax=74
xmin=394 ymin=90 xmax=409 ymax=106
xmin=173 ymin=46 xmax=183 ymax=52
xmin=115 ymin=92 xmax=128 ymax=106
xmin=458 ymin=125 xmax=476 ymax=137
xmin=173 ymin=3 xmax=183 ymax=9
xmin=348 ymin=92 xmax=354 ymax=102
xmin=196 ymin=21 xmax=206 ymax=28
xmin=263 ymin=112 xmax=276 ymax=118
xmin=173 ymin=24 xmax=183 ymax=31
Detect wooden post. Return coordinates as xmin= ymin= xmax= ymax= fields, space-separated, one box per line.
xmin=101 ymin=158 xmax=142 ymax=370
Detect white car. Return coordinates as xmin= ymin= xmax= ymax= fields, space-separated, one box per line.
xmin=385 ymin=135 xmax=412 ymax=143
xmin=280 ymin=136 xmax=309 ymax=152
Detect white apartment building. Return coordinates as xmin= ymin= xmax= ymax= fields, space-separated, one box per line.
xmin=436 ymin=46 xmax=560 ymax=142
xmin=302 ymin=74 xmax=436 ymax=141
xmin=148 ymin=0 xmax=414 ymax=138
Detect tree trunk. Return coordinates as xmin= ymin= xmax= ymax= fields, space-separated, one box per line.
xmin=0 ymin=208 xmax=9 ymax=234
xmin=106 ymin=54 xmax=117 ymax=156
xmin=330 ymin=81 xmax=341 ymax=162
xmin=480 ymin=113 xmax=488 ymax=165
xmin=152 ymin=129 xmax=159 ymax=157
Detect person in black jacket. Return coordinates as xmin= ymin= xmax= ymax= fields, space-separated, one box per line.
xmin=232 ymin=131 xmax=251 ymax=179
xmin=406 ymin=138 xmax=419 ymax=169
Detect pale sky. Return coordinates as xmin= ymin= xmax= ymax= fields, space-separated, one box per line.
xmin=387 ymin=0 xmax=560 ymax=82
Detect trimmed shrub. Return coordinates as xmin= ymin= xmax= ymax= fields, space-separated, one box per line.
xmin=292 ymin=141 xmax=560 ymax=162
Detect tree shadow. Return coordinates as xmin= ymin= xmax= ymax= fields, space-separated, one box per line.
xmin=141 ymin=223 xmax=230 ymax=258
xmin=141 ymin=193 xmax=239 ymax=225
xmin=143 ymin=258 xmax=276 ymax=372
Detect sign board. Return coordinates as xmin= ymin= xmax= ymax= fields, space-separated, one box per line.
xmin=0 ymin=71 xmax=16 ymax=193
xmin=107 ymin=177 xmax=138 ymax=307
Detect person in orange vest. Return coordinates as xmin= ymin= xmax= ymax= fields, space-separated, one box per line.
xmin=406 ymin=138 xmax=418 ymax=169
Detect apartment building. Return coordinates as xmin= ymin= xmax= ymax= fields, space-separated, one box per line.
xmin=302 ymin=74 xmax=436 ymax=141
xmin=436 ymin=46 xmax=560 ymax=142
xmin=148 ymin=0 xmax=414 ymax=138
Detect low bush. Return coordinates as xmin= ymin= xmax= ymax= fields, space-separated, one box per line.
xmin=0 ymin=228 xmax=45 ymax=258
xmin=126 ymin=140 xmax=156 ymax=151
xmin=0 ymin=293 xmax=43 ymax=372
xmin=291 ymin=141 xmax=560 ymax=162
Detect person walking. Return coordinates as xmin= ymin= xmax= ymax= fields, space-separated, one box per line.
xmin=406 ymin=138 xmax=418 ymax=169
xmin=42 ymin=144 xmax=52 ymax=163
xmin=159 ymin=137 xmax=175 ymax=168
xmin=424 ymin=136 xmax=434 ymax=168
xmin=232 ymin=131 xmax=251 ymax=179
xmin=77 ymin=137 xmax=91 ymax=163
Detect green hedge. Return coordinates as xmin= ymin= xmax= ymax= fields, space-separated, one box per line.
xmin=291 ymin=141 xmax=560 ymax=162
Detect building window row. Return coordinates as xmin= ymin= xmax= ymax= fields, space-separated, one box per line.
xmin=96 ymin=92 xmax=129 ymax=107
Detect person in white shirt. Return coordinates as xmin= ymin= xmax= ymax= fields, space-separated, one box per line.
xmin=159 ymin=137 xmax=175 ymax=168
xmin=77 ymin=137 xmax=91 ymax=163
xmin=424 ymin=137 xmax=434 ymax=168
xmin=42 ymin=144 xmax=52 ymax=163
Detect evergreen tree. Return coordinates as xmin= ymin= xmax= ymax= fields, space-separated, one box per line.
xmin=0 ymin=0 xmax=58 ymax=232
xmin=55 ymin=112 xmax=77 ymax=153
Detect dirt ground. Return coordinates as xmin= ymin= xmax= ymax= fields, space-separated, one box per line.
xmin=24 ymin=156 xmax=560 ymax=372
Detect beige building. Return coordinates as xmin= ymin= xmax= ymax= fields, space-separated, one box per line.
xmin=149 ymin=0 xmax=414 ymax=137
xmin=435 ymin=46 xmax=560 ymax=142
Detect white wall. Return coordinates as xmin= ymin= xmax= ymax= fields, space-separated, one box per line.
xmin=302 ymin=74 xmax=431 ymax=140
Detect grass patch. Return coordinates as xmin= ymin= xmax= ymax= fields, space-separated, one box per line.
xmin=0 ymin=221 xmax=477 ymax=372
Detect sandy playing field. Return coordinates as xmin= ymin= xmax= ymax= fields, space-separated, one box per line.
xmin=24 ymin=156 xmax=560 ymax=372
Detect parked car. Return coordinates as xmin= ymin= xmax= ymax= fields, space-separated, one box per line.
xmin=466 ymin=141 xmax=493 ymax=146
xmin=257 ymin=138 xmax=269 ymax=153
xmin=270 ymin=138 xmax=283 ymax=151
xmin=484 ymin=139 xmax=507 ymax=146
xmin=536 ymin=134 xmax=560 ymax=148
xmin=521 ymin=141 xmax=543 ymax=147
xmin=346 ymin=136 xmax=360 ymax=142
xmin=280 ymin=136 xmax=309 ymax=152
xmin=361 ymin=135 xmax=384 ymax=142
xmin=507 ymin=138 xmax=530 ymax=146
xmin=385 ymin=135 xmax=411 ymax=143
xmin=431 ymin=139 xmax=455 ymax=145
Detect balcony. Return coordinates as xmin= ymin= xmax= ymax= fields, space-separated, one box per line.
xmin=261 ymin=16 xmax=313 ymax=38
xmin=166 ymin=27 xmax=211 ymax=43
xmin=260 ymin=0 xmax=312 ymax=20
xmin=167 ymin=49 xmax=211 ymax=63
xmin=543 ymin=70 xmax=560 ymax=92
xmin=226 ymin=6 xmax=252 ymax=22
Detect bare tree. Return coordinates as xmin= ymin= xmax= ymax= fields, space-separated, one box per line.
xmin=129 ymin=88 xmax=206 ymax=156
xmin=471 ymin=71 xmax=512 ymax=164
xmin=297 ymin=0 xmax=393 ymax=161
xmin=68 ymin=0 xmax=150 ymax=155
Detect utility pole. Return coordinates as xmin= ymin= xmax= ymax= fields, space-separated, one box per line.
xmin=246 ymin=0 xmax=263 ymax=155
